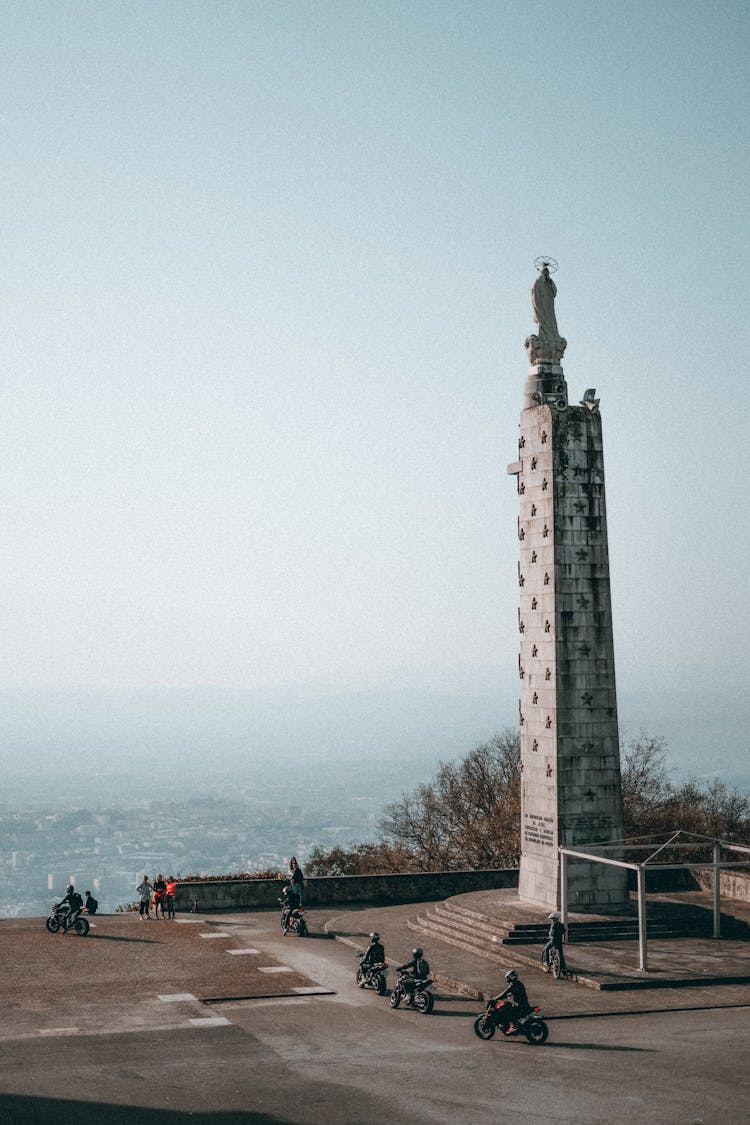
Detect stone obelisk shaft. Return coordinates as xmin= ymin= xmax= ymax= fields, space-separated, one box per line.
xmin=510 ymin=355 xmax=628 ymax=910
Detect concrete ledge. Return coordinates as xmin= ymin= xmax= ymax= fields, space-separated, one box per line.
xmin=174 ymin=869 xmax=518 ymax=913
xmin=695 ymin=867 xmax=750 ymax=903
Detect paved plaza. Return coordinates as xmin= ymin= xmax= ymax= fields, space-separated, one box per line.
xmin=1 ymin=894 xmax=749 ymax=1123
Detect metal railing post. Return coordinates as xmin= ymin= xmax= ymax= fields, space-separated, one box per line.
xmin=713 ymin=842 xmax=721 ymax=939
xmin=560 ymin=850 xmax=568 ymax=929
xmin=637 ymin=865 xmax=648 ymax=973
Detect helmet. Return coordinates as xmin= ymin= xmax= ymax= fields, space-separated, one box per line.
xmin=548 ymin=911 xmax=560 ymax=920
xmin=505 ymin=969 xmax=518 ymax=982
xmin=66 ymin=885 xmax=74 ymax=893
xmin=282 ymin=885 xmax=291 ymax=894
xmin=412 ymin=948 xmax=423 ymax=958
xmin=370 ymin=932 xmax=380 ymax=941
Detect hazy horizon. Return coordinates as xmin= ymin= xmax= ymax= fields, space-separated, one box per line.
xmin=3 ymin=681 xmax=748 ymax=811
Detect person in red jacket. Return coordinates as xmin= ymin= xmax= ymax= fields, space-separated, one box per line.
xmin=164 ymin=877 xmax=176 ymax=920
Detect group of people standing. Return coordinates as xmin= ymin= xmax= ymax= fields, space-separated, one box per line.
xmin=136 ymin=874 xmax=176 ymax=919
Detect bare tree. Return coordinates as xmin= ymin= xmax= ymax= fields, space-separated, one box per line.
xmin=308 ymin=730 xmax=748 ymax=877
xmin=378 ymin=730 xmax=520 ymax=870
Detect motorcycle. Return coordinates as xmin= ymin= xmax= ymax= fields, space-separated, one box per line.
xmin=473 ymin=998 xmax=548 ymax=1045
xmin=389 ymin=970 xmax=434 ymax=1013
xmin=356 ymin=953 xmax=388 ymax=995
xmin=46 ymin=903 xmax=90 ymax=937
xmin=278 ymin=899 xmax=308 ymax=936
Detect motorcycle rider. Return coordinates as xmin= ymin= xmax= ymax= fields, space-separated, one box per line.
xmin=280 ymin=884 xmax=301 ymax=934
xmin=492 ymin=969 xmax=532 ymax=1032
xmin=396 ymin=947 xmax=430 ymax=1006
xmin=542 ymin=911 xmax=567 ymax=972
xmin=360 ymin=931 xmax=386 ymax=972
xmin=56 ymin=884 xmax=83 ymax=928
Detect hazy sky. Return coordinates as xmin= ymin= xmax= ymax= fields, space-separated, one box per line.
xmin=2 ymin=3 xmax=748 ymax=773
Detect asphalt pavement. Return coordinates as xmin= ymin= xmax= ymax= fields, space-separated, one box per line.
xmin=1 ymin=895 xmax=749 ymax=1124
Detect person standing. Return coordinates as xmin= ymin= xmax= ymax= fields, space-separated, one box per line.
xmin=542 ymin=911 xmax=567 ymax=973
xmin=136 ymin=875 xmax=152 ymax=920
xmin=288 ymin=857 xmax=304 ymax=905
xmin=153 ymin=874 xmax=167 ymax=919
xmin=164 ymin=876 xmax=176 ymax=919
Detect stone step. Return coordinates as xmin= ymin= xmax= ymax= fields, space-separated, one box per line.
xmin=419 ymin=896 xmax=719 ymax=967
xmin=436 ymin=899 xmax=706 ymax=944
xmin=407 ymin=912 xmax=579 ymax=981
xmin=408 ymin=913 xmax=513 ymax=967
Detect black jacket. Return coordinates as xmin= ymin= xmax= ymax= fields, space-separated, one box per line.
xmin=500 ymin=978 xmax=530 ymax=1011
xmin=362 ymin=941 xmax=385 ymax=966
xmin=548 ymin=920 xmax=566 ymax=946
xmin=398 ymin=956 xmax=430 ymax=980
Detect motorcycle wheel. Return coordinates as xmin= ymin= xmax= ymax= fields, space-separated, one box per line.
xmin=389 ymin=989 xmax=401 ymax=1009
xmin=524 ymin=1019 xmax=549 ymax=1045
xmin=375 ymin=973 xmax=387 ymax=996
xmin=473 ymin=1015 xmax=495 ymax=1040
xmin=356 ymin=968 xmax=366 ymax=988
xmin=74 ymin=916 xmax=90 ymax=936
xmin=297 ymin=919 xmax=307 ymax=936
xmin=551 ymin=953 xmax=562 ymax=980
xmin=46 ymin=916 xmax=60 ymax=934
xmin=415 ymin=990 xmax=434 ymax=1013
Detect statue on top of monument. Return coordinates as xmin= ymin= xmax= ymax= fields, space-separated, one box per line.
xmin=531 ymin=264 xmax=560 ymax=342
xmin=525 ymin=257 xmax=566 ymax=366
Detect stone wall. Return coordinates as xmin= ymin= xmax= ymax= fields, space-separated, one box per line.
xmin=694 ymin=867 xmax=750 ymax=903
xmin=173 ymin=868 xmax=518 ymax=913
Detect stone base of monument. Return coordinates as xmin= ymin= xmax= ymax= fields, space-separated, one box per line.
xmin=407 ymin=888 xmax=750 ymax=991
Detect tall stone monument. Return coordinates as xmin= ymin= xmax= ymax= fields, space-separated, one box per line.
xmin=508 ymin=261 xmax=628 ymax=911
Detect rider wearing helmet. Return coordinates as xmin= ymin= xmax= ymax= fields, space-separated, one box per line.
xmin=542 ymin=910 xmax=567 ymax=971
xmin=57 ymin=884 xmax=83 ymax=925
xmin=396 ymin=947 xmax=430 ymax=1006
xmin=493 ymin=969 xmax=531 ymax=1031
xmin=360 ymin=931 xmax=386 ymax=969
xmin=280 ymin=884 xmax=301 ymax=934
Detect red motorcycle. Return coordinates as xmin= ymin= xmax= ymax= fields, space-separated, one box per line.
xmin=473 ymin=998 xmax=548 ymax=1045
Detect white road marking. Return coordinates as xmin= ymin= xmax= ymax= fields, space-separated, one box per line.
xmin=158 ymin=993 xmax=198 ymax=1002
xmin=39 ymin=1027 xmax=79 ymax=1036
xmin=257 ymin=966 xmax=294 ymax=973
xmin=199 ymin=932 xmax=230 ymax=939
xmin=227 ymin=948 xmax=261 ymax=955
xmin=176 ymin=918 xmax=204 ymax=924
xmin=226 ymin=998 xmax=309 ymax=1008
xmin=188 ymin=1016 xmax=232 ymax=1027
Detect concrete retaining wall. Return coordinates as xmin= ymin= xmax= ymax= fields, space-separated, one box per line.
xmin=173 ymin=868 xmax=518 ymax=913
xmin=694 ymin=867 xmax=750 ymax=903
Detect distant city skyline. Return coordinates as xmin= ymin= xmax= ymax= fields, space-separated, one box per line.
xmin=2 ymin=4 xmax=748 ymax=784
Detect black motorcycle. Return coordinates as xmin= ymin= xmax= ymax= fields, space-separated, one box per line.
xmin=356 ymin=953 xmax=388 ymax=995
xmin=473 ymin=998 xmax=548 ymax=1045
xmin=46 ymin=903 xmax=90 ymax=937
xmin=278 ymin=899 xmax=308 ymax=936
xmin=389 ymin=970 xmax=434 ymax=1013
